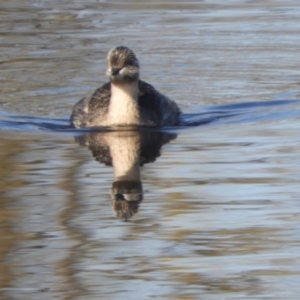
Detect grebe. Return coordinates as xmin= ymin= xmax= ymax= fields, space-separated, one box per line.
xmin=70 ymin=46 xmax=181 ymax=128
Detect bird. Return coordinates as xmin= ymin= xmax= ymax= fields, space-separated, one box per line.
xmin=70 ymin=46 xmax=181 ymax=128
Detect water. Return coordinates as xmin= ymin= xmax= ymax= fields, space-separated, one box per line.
xmin=1 ymin=1 xmax=300 ymax=299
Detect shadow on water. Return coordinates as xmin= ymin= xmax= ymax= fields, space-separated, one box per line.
xmin=0 ymin=99 xmax=300 ymax=133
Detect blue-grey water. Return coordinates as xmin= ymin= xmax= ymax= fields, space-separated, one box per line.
xmin=1 ymin=1 xmax=300 ymax=299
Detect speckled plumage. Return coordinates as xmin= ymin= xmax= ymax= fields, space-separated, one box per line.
xmin=70 ymin=46 xmax=181 ymax=128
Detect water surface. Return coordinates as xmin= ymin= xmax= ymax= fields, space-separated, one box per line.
xmin=1 ymin=1 xmax=300 ymax=299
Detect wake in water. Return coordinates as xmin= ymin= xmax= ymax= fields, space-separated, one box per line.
xmin=182 ymin=99 xmax=300 ymax=126
xmin=0 ymin=99 xmax=300 ymax=133
xmin=0 ymin=111 xmax=70 ymax=132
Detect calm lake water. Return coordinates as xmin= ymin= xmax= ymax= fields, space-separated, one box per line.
xmin=1 ymin=1 xmax=300 ymax=299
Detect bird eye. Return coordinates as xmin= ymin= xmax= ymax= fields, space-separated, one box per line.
xmin=111 ymin=68 xmax=121 ymax=76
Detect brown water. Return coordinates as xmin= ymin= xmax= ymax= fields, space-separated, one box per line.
xmin=1 ymin=1 xmax=300 ymax=299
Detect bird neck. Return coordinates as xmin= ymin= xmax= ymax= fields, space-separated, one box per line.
xmin=108 ymin=81 xmax=140 ymax=126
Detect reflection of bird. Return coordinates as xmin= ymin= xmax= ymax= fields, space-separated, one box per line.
xmin=71 ymin=46 xmax=181 ymax=128
xmin=76 ymin=130 xmax=177 ymax=220
xmin=112 ymin=197 xmax=140 ymax=221
xmin=76 ymin=130 xmax=177 ymax=167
